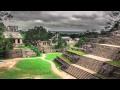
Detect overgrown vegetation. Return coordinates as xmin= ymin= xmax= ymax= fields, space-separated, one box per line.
xmin=58 ymin=55 xmax=72 ymax=64
xmin=18 ymin=46 xmax=41 ymax=56
xmin=68 ymin=50 xmax=86 ymax=56
xmin=23 ymin=26 xmax=53 ymax=46
xmin=45 ymin=52 xmax=62 ymax=61
xmin=0 ymin=23 xmax=14 ymax=55
xmin=106 ymin=61 xmax=120 ymax=67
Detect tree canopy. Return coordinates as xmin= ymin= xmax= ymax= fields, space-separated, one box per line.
xmin=24 ymin=26 xmax=53 ymax=46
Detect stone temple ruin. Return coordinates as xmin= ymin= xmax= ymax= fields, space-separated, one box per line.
xmin=3 ymin=26 xmax=24 ymax=48
xmin=54 ymin=29 xmax=120 ymax=79
xmin=2 ymin=26 xmax=37 ymax=58
xmin=36 ymin=40 xmax=53 ymax=53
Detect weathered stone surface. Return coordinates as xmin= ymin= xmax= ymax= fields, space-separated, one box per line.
xmin=89 ymin=75 xmax=101 ymax=79
xmin=62 ymin=54 xmax=79 ymax=63
xmin=98 ymin=63 xmax=116 ymax=76
xmin=22 ymin=49 xmax=37 ymax=58
xmin=77 ymin=56 xmax=104 ymax=72
xmin=5 ymin=49 xmax=23 ymax=58
xmin=4 ymin=49 xmax=37 ymax=58
xmin=90 ymin=45 xmax=120 ymax=60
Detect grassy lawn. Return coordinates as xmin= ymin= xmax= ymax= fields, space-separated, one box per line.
xmin=0 ymin=58 xmax=61 ymax=79
xmin=58 ymin=56 xmax=72 ymax=64
xmin=106 ymin=61 xmax=120 ymax=67
xmin=45 ymin=52 xmax=62 ymax=61
xmin=45 ymin=52 xmax=62 ymax=71
xmin=68 ymin=50 xmax=86 ymax=56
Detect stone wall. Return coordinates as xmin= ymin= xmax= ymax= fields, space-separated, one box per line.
xmin=76 ymin=56 xmax=104 ymax=72
xmin=98 ymin=63 xmax=117 ymax=76
xmin=90 ymin=45 xmax=120 ymax=60
xmin=62 ymin=54 xmax=79 ymax=63
xmin=5 ymin=49 xmax=23 ymax=58
xmin=4 ymin=49 xmax=37 ymax=58
xmin=22 ymin=49 xmax=37 ymax=58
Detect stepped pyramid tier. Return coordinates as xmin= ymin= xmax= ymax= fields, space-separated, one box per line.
xmin=54 ymin=30 xmax=120 ymax=79
xmin=89 ymin=44 xmax=120 ymax=60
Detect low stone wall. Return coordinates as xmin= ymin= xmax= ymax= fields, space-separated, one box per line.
xmin=4 ymin=49 xmax=37 ymax=58
xmin=22 ymin=49 xmax=37 ymax=58
xmin=5 ymin=49 xmax=23 ymax=58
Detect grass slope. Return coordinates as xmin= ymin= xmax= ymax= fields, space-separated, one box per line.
xmin=45 ymin=52 xmax=62 ymax=61
xmin=68 ymin=50 xmax=85 ymax=56
xmin=58 ymin=56 xmax=72 ymax=64
xmin=107 ymin=61 xmax=120 ymax=67
xmin=0 ymin=58 xmax=61 ymax=79
xmin=45 ymin=52 xmax=62 ymax=70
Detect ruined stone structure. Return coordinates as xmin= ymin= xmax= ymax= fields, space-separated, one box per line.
xmin=4 ymin=49 xmax=37 ymax=58
xmin=3 ymin=26 xmax=24 ymax=48
xmin=37 ymin=40 xmax=53 ymax=53
xmin=54 ymin=29 xmax=120 ymax=79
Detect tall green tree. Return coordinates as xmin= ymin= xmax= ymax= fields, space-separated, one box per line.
xmin=24 ymin=26 xmax=52 ymax=46
xmin=52 ymin=34 xmax=67 ymax=49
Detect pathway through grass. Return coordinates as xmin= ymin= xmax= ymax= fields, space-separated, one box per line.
xmin=45 ymin=52 xmax=62 ymax=70
xmin=0 ymin=58 xmax=61 ymax=79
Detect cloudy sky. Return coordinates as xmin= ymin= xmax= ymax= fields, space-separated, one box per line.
xmin=3 ymin=11 xmax=111 ymax=32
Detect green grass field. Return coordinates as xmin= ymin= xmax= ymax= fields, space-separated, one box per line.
xmin=45 ymin=52 xmax=62 ymax=70
xmin=0 ymin=58 xmax=61 ymax=79
xmin=45 ymin=52 xmax=62 ymax=61
xmin=68 ymin=50 xmax=86 ymax=56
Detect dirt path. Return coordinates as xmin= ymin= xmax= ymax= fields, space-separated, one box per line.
xmin=40 ymin=54 xmax=76 ymax=79
xmin=0 ymin=58 xmax=24 ymax=69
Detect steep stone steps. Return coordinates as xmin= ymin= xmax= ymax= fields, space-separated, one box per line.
xmin=90 ymin=44 xmax=120 ymax=60
xmin=64 ymin=64 xmax=98 ymax=79
xmin=76 ymin=55 xmax=105 ymax=72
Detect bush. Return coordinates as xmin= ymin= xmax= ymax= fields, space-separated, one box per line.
xmin=18 ymin=46 xmax=41 ymax=56
xmin=29 ymin=46 xmax=41 ymax=56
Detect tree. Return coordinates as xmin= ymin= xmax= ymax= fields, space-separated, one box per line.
xmin=24 ymin=26 xmax=52 ymax=46
xmin=0 ymin=11 xmax=13 ymax=21
xmin=0 ymin=11 xmax=13 ymax=53
xmin=105 ymin=11 xmax=120 ymax=31
xmin=52 ymin=34 xmax=67 ymax=49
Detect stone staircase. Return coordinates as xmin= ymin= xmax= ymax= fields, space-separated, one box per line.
xmin=54 ymin=36 xmax=120 ymax=79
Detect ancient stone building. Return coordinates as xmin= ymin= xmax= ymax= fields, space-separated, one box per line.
xmin=3 ymin=26 xmax=24 ymax=48
xmin=36 ymin=40 xmax=53 ymax=53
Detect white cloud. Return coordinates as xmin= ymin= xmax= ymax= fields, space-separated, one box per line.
xmin=2 ymin=11 xmax=110 ymax=32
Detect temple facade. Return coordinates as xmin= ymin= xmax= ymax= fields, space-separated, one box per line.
xmin=3 ymin=26 xmax=24 ymax=48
